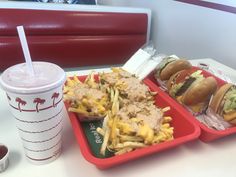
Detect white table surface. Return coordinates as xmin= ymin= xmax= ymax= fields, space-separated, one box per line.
xmin=1 ymin=59 xmax=236 ymax=177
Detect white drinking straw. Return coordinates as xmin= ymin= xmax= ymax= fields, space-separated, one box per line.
xmin=17 ymin=26 xmax=35 ymax=76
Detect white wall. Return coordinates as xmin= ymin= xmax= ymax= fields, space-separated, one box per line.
xmin=99 ymin=0 xmax=236 ymax=69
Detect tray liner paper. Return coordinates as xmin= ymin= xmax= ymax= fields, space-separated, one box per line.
xmin=81 ymin=120 xmax=114 ymax=158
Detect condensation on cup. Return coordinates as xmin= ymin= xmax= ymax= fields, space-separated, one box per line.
xmin=0 ymin=61 xmax=66 ymax=165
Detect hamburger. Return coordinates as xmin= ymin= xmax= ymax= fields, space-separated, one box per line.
xmin=209 ymin=83 xmax=236 ymax=125
xmin=154 ymin=57 xmax=192 ymax=81
xmin=167 ymin=67 xmax=217 ymax=113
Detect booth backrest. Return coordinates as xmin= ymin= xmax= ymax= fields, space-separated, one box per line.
xmin=0 ymin=6 xmax=149 ymax=71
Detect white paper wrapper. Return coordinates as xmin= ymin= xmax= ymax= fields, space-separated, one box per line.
xmin=122 ymin=43 xmax=165 ymax=80
xmin=154 ymin=78 xmax=168 ymax=92
xmin=182 ymin=96 xmax=232 ymax=130
xmin=122 ymin=49 xmax=151 ymax=76
xmin=197 ymin=62 xmax=235 ymax=84
xmin=197 ymin=108 xmax=232 ymax=130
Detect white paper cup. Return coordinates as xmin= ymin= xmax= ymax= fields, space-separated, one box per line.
xmin=0 ymin=144 xmax=9 ymax=173
xmin=0 ymin=62 xmax=66 ymax=165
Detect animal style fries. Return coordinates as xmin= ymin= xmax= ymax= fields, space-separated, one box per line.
xmin=97 ymin=88 xmax=173 ymax=155
xmin=64 ymin=68 xmax=174 ymax=155
xmin=64 ymin=73 xmax=109 ymax=120
xmin=99 ymin=68 xmax=156 ymax=103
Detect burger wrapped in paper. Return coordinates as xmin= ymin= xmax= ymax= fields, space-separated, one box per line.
xmin=167 ymin=67 xmax=217 ymax=114
xmin=154 ymin=56 xmax=191 ymax=87
xmin=209 ymin=83 xmax=236 ymax=125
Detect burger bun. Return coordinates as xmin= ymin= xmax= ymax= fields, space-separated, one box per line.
xmin=209 ymin=83 xmax=232 ymax=113
xmin=182 ymin=76 xmax=218 ymax=105
xmin=159 ymin=59 xmax=191 ymax=81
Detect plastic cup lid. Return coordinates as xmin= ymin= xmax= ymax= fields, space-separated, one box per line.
xmin=0 ymin=62 xmax=66 ymax=94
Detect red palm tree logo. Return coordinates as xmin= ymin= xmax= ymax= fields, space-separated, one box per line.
xmin=15 ymin=97 xmax=27 ymax=112
xmin=51 ymin=92 xmax=59 ymax=107
xmin=33 ymin=98 xmax=45 ymax=112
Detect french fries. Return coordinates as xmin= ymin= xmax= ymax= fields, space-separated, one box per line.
xmin=99 ymin=68 xmax=156 ymax=103
xmin=96 ymin=88 xmax=174 ymax=155
xmin=64 ymin=68 xmax=174 ymax=156
xmin=64 ymin=73 xmax=109 ymax=119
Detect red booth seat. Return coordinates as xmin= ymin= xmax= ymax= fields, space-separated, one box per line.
xmin=0 ymin=6 xmax=149 ymax=71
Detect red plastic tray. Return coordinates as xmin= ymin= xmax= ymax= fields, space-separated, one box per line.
xmin=149 ymin=66 xmax=236 ymax=142
xmin=66 ymin=75 xmax=200 ymax=169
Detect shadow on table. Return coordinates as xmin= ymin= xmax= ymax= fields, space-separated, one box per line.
xmin=202 ymin=133 xmax=236 ymax=148
xmin=8 ymin=150 xmax=22 ymax=171
xmin=98 ymin=144 xmax=187 ymax=173
xmin=61 ymin=107 xmax=77 ymax=156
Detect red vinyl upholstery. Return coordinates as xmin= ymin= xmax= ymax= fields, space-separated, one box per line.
xmin=0 ymin=8 xmax=148 ymax=71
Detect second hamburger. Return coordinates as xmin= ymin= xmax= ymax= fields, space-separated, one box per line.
xmin=167 ymin=67 xmax=218 ymax=114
